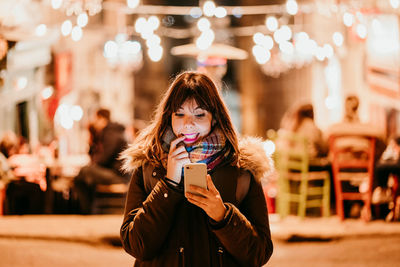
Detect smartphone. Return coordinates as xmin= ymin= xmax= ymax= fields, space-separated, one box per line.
xmin=184 ymin=163 xmax=207 ymax=196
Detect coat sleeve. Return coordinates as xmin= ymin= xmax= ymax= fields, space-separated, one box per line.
xmin=120 ymin=167 xmax=184 ymax=260
xmin=211 ymin=175 xmax=273 ymax=266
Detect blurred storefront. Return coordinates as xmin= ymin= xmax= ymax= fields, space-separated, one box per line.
xmin=0 ymin=3 xmax=59 ymax=149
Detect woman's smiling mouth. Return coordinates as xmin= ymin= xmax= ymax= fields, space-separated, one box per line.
xmin=183 ymin=133 xmax=199 ymax=143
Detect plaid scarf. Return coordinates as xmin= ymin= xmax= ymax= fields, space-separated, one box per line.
xmin=185 ymin=128 xmax=226 ymax=171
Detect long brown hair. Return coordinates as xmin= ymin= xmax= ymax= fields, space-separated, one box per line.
xmin=125 ymin=71 xmax=239 ymax=168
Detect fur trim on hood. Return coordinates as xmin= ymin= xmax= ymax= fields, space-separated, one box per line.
xmin=238 ymin=136 xmax=274 ymax=181
xmin=120 ymin=136 xmax=274 ymax=181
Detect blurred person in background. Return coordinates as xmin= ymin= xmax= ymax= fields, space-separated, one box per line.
xmin=87 ymin=121 xmax=101 ymax=161
xmin=1 ymin=131 xmax=45 ymax=214
xmin=119 ymin=71 xmax=273 ymax=266
xmin=0 ymin=131 xmax=19 ymax=159
xmin=373 ymin=135 xmax=400 ymax=220
xmin=343 ymin=95 xmax=360 ymax=123
xmin=73 ymin=108 xmax=129 ymax=214
xmin=279 ymin=102 xmax=329 ymax=168
xmin=0 ymin=132 xmax=17 ymax=191
xmin=278 ymin=102 xmax=332 ymax=214
xmin=326 ymin=95 xmax=384 ymax=154
xmin=326 ymin=95 xmax=385 ymax=218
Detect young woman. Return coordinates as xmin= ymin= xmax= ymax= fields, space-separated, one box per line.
xmin=120 ymin=71 xmax=273 ymax=266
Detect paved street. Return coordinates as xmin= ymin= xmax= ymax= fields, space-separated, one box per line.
xmin=1 ymin=215 xmax=400 ymax=266
xmin=268 ymin=235 xmax=400 ymax=267
xmin=0 ymin=237 xmax=132 ymax=267
xmin=1 ymin=234 xmax=400 ymax=267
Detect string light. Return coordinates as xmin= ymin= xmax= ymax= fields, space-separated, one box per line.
xmin=343 ymin=12 xmax=354 ymax=27
xmin=232 ymin=7 xmax=242 ymax=18
xmin=203 ymin=1 xmax=216 ymax=17
xmin=51 ymin=0 xmax=62 ymax=9
xmin=70 ymin=105 xmax=83 ymax=121
xmin=266 ymin=16 xmax=279 ymax=32
xmin=71 ymin=26 xmax=83 ymax=41
xmin=390 ymin=0 xmax=399 ymax=9
xmin=356 ymin=24 xmax=367 ymax=39
xmin=323 ymin=44 xmax=334 ymax=58
xmin=44 ymin=1 xmax=380 ymax=75
xmin=41 ymin=86 xmax=54 ymax=100
xmin=104 ymin=40 xmax=118 ymax=58
xmin=279 ymin=41 xmax=294 ymax=55
xmin=332 ymin=32 xmax=344 ymax=47
xmin=252 ymin=45 xmax=271 ymax=64
xmin=127 ymin=0 xmax=139 ymax=9
xmin=146 ymin=35 xmax=161 ymax=47
xmin=77 ymin=12 xmax=89 ymax=28
xmin=148 ymin=16 xmax=160 ymax=31
xmin=15 ymin=77 xmax=28 ymax=91
xmin=190 ymin=7 xmax=202 ymax=18
xmin=135 ymin=17 xmax=146 ymax=33
xmin=61 ymin=20 xmax=73 ymax=36
xmin=214 ymin=7 xmax=227 ymax=18
xmin=148 ymin=45 xmax=163 ymax=62
xmin=286 ymin=0 xmax=298 ymax=16
xmin=197 ymin=18 xmax=211 ymax=31
xmin=253 ymin=33 xmax=265 ymax=45
xmin=315 ymin=46 xmax=326 ymax=61
xmin=35 ymin=24 xmax=47 ymax=36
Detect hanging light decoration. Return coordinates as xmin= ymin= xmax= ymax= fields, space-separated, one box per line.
xmin=214 ymin=7 xmax=227 ymax=18
xmin=77 ymin=12 xmax=89 ymax=28
xmin=61 ymin=20 xmax=72 ymax=36
xmin=266 ymin=16 xmax=279 ymax=32
xmin=390 ymin=0 xmax=400 ymax=8
xmin=203 ymin=1 xmax=216 ymax=17
xmin=343 ymin=12 xmax=354 ymax=27
xmin=356 ymin=24 xmax=367 ymax=39
xmin=71 ymin=26 xmax=83 ymax=41
xmin=126 ymin=0 xmax=140 ymax=9
xmin=50 ymin=0 xmax=103 ymax=17
xmin=332 ymin=32 xmax=344 ymax=47
xmin=286 ymin=0 xmax=298 ymax=15
xmin=35 ymin=24 xmax=47 ymax=36
xmin=103 ymin=34 xmax=143 ymax=69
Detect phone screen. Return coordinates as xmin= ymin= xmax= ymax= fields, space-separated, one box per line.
xmin=184 ymin=163 xmax=207 ymax=196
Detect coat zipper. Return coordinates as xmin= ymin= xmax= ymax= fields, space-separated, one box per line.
xmin=179 ymin=247 xmax=185 ymax=267
xmin=218 ymin=246 xmax=224 ymax=267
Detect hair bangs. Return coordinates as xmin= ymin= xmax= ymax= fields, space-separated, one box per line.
xmin=169 ymin=84 xmax=213 ymax=113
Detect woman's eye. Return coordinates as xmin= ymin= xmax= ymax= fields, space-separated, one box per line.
xmin=174 ymin=113 xmax=184 ymax=117
xmin=195 ymin=113 xmax=205 ymax=118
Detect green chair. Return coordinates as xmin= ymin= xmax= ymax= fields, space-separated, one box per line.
xmin=273 ymin=130 xmax=330 ymax=218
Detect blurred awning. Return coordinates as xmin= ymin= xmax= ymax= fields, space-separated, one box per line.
xmin=171 ymin=43 xmax=248 ymax=60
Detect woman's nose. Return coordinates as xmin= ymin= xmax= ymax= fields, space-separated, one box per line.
xmin=183 ymin=116 xmax=194 ymax=127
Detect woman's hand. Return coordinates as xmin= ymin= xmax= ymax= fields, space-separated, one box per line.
xmin=166 ymin=136 xmax=190 ymax=184
xmin=185 ymin=174 xmax=227 ymax=222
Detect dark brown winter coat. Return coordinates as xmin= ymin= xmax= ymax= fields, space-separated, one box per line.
xmin=120 ymin=137 xmax=274 ymax=266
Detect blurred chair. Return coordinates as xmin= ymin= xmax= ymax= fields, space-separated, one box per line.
xmin=274 ymin=130 xmax=330 ymax=218
xmin=329 ymin=135 xmax=375 ymax=221
xmin=92 ymin=183 xmax=128 ymax=214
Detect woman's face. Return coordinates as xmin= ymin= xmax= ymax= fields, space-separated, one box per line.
xmin=171 ymin=98 xmax=213 ymax=144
